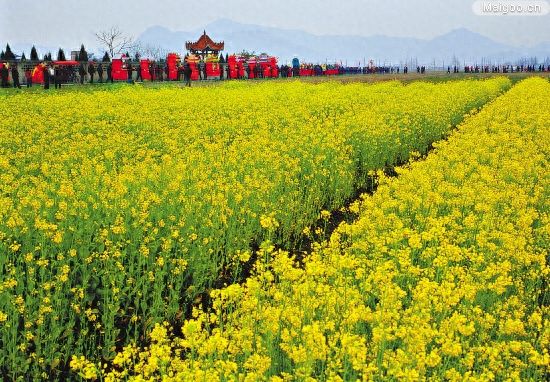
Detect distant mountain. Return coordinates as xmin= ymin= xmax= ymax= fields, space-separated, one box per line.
xmin=137 ymin=25 xmax=191 ymax=51
xmin=421 ymin=28 xmax=510 ymax=60
xmin=7 ymin=20 xmax=547 ymax=65
xmin=137 ymin=19 xmax=550 ymax=65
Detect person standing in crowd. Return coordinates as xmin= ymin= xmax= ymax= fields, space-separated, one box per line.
xmin=107 ymin=62 xmax=113 ymax=83
xmin=25 ymin=67 xmax=32 ymax=87
xmin=176 ymin=63 xmax=182 ymax=81
xmin=78 ymin=63 xmax=86 ymax=84
xmin=97 ymin=63 xmax=103 ymax=83
xmin=159 ymin=65 xmax=164 ymax=81
xmin=49 ymin=65 xmax=55 ymax=83
xmin=126 ymin=61 xmax=132 ymax=82
xmin=43 ymin=64 xmax=51 ymax=90
xmin=11 ymin=64 xmax=21 ymax=89
xmin=0 ymin=63 xmax=9 ymax=88
xmin=184 ymin=63 xmax=192 ymax=87
xmin=149 ymin=62 xmax=155 ymax=81
xmin=135 ymin=63 xmax=142 ymax=82
xmin=54 ymin=64 xmax=62 ymax=89
xmin=88 ymin=62 xmax=96 ymax=84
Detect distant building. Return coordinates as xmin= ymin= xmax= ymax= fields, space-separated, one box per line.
xmin=186 ymin=31 xmax=224 ymax=58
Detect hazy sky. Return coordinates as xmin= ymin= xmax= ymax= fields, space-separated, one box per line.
xmin=1 ymin=0 xmax=549 ymax=50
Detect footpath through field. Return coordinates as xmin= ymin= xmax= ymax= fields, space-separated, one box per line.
xmin=78 ymin=77 xmax=550 ymax=381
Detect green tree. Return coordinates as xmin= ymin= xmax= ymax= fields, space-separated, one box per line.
xmin=102 ymin=52 xmax=111 ymax=62
xmin=78 ymin=44 xmax=88 ymax=62
xmin=57 ymin=48 xmax=66 ymax=61
xmin=239 ymin=50 xmax=256 ymax=59
xmin=30 ymin=46 xmax=39 ymax=61
xmin=21 ymin=52 xmax=27 ymax=61
xmin=4 ymin=43 xmax=16 ymax=60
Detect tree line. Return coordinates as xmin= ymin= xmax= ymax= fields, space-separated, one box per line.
xmin=1 ymin=26 xmax=140 ymax=64
xmin=1 ymin=43 xmax=113 ymax=63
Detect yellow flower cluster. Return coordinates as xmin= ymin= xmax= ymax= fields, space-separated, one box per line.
xmin=0 ymin=78 xmax=511 ymax=379
xmin=69 ymin=356 xmax=98 ymax=380
xmin=78 ymin=77 xmax=549 ymax=381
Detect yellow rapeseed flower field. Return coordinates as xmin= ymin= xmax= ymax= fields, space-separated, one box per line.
xmin=0 ymin=78 xmax=514 ymax=380
xmin=70 ymin=77 xmax=548 ymax=381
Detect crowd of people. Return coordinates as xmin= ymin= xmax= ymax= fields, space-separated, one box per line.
xmin=460 ymin=64 xmax=548 ymax=73
xmin=1 ymin=59 xmax=549 ymax=90
xmin=0 ymin=62 xmax=21 ymax=88
xmin=0 ymin=60 xmax=197 ymax=89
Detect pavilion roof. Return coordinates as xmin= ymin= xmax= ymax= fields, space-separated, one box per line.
xmin=185 ymin=31 xmax=224 ymax=52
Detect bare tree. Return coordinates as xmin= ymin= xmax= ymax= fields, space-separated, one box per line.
xmin=131 ymin=41 xmax=168 ymax=61
xmin=451 ymin=54 xmax=461 ymax=68
xmin=95 ymin=26 xmax=135 ymax=58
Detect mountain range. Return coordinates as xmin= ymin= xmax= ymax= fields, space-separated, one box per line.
xmin=137 ymin=19 xmax=550 ymax=65
xmin=6 ymin=19 xmax=549 ymax=66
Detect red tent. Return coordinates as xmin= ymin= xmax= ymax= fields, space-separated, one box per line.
xmin=140 ymin=59 xmax=152 ymax=81
xmin=112 ymin=56 xmax=130 ymax=81
xmin=167 ymin=53 xmax=181 ymax=81
xmin=53 ymin=60 xmax=79 ymax=66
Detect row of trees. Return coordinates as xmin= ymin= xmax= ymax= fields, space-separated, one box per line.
xmin=1 ymin=26 xmax=136 ymax=63
xmin=1 ymin=42 xmax=112 ymax=63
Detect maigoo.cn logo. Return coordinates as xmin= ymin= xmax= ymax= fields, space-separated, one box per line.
xmin=473 ymin=0 xmax=550 ymax=15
